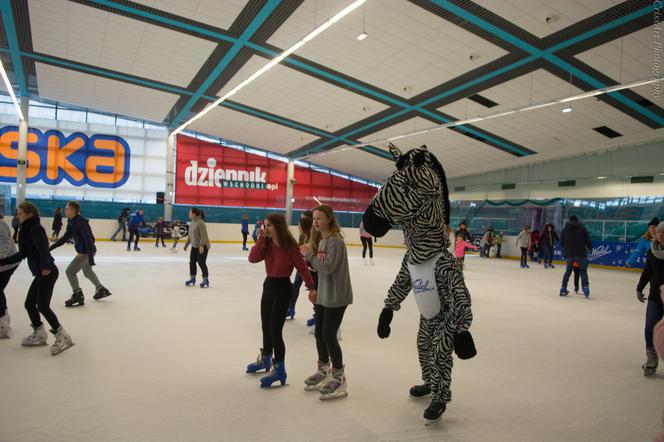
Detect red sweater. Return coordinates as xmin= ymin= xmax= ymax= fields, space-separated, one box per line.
xmin=248 ymin=236 xmax=314 ymax=288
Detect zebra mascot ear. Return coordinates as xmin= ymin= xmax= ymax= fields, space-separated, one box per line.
xmin=388 ymin=142 xmax=402 ymax=161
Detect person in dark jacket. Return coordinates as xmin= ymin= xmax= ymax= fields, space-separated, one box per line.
xmin=636 ymin=221 xmax=664 ymax=376
xmin=50 ymin=201 xmax=112 ymax=307
xmin=127 ymin=209 xmax=145 ymax=251
xmin=241 ymin=214 xmax=250 ymax=251
xmin=154 ymin=217 xmax=166 ymax=247
xmin=110 ymin=207 xmax=130 ymax=241
xmin=539 ymin=223 xmax=560 ymax=269
xmin=559 ymin=215 xmax=592 ymax=298
xmin=455 ymin=221 xmax=472 ymax=243
xmin=11 ymin=210 xmax=20 ymax=243
xmin=51 ymin=207 xmax=63 ymax=242
xmin=0 ymin=202 xmax=74 ymax=355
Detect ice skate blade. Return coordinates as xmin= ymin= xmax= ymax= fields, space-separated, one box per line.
xmin=93 ymin=293 xmax=112 ymax=301
xmin=51 ymin=341 xmax=75 ymax=356
xmin=319 ymin=392 xmax=348 ymax=401
xmin=260 ymin=381 xmax=288 ymax=389
xmin=21 ymin=341 xmax=47 ymax=347
xmin=424 ymin=416 xmax=441 ymax=427
xmin=304 ymin=384 xmax=323 ymax=392
xmin=65 ymin=302 xmax=85 ymax=307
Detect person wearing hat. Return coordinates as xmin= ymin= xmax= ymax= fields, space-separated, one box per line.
xmin=627 ymin=217 xmax=660 ymax=267
xmin=636 ymin=221 xmax=664 ymax=376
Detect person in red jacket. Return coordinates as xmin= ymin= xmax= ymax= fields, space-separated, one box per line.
xmin=246 ymin=213 xmax=316 ymax=388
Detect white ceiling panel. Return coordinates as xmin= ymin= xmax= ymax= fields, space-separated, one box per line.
xmin=309 ymin=148 xmax=394 ymax=183
xmin=576 ymin=27 xmax=654 ymax=83
xmin=138 ymin=0 xmax=249 ymax=30
xmin=188 ymin=105 xmax=320 ymax=154
xmin=473 ymin=0 xmax=622 ymax=38
xmin=35 ymin=63 xmax=179 ymax=122
xmin=225 ymin=56 xmax=389 ymax=131
xmin=29 ymin=0 xmax=216 ymax=88
xmin=267 ymin=0 xmax=508 ymax=99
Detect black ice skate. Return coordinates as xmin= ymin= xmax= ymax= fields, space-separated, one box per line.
xmin=424 ymin=401 xmax=445 ymax=426
xmin=93 ymin=286 xmax=112 ymax=300
xmin=64 ymin=290 xmax=85 ymax=307
xmin=409 ymin=384 xmax=431 ymax=398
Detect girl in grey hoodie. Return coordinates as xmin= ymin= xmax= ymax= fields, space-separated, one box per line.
xmin=301 ymin=204 xmax=353 ymax=401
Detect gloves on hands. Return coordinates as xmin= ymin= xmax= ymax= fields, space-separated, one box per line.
xmin=377 ymin=308 xmax=393 ymax=339
xmin=637 ymin=289 xmax=646 ymax=303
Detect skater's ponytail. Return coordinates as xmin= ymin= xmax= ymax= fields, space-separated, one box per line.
xmin=190 ymin=207 xmax=205 ymax=220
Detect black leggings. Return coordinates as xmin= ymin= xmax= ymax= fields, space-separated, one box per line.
xmin=128 ymin=228 xmax=140 ymax=249
xmin=155 ymin=234 xmax=165 ymax=246
xmin=242 ymin=232 xmax=248 ymax=249
xmin=260 ymin=277 xmax=292 ymax=363
xmin=0 ymin=266 xmax=16 ymax=313
xmin=189 ymin=246 xmax=209 ymax=278
xmin=314 ymin=304 xmax=347 ymax=369
xmin=25 ymin=267 xmax=60 ymax=330
xmin=520 ymin=247 xmax=528 ymax=267
xmin=361 ymin=237 xmax=373 ymax=258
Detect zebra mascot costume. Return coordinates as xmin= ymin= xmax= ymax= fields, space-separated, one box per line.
xmin=362 ymin=143 xmax=474 ymax=425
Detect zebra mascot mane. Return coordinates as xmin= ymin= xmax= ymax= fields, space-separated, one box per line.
xmin=363 ymin=143 xmax=451 ymax=264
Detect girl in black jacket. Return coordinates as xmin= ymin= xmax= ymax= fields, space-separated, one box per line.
xmin=0 ymin=202 xmax=74 ymax=356
xmin=51 ymin=207 xmax=63 ymax=241
xmin=636 ymin=221 xmax=664 ymax=376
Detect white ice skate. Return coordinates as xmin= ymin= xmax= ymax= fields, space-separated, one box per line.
xmin=643 ymin=349 xmax=658 ymax=376
xmin=21 ymin=324 xmax=48 ymax=346
xmin=0 ymin=310 xmax=10 ymax=338
xmin=304 ymin=361 xmax=330 ymax=391
xmin=319 ymin=366 xmax=348 ymax=400
xmin=49 ymin=326 xmax=74 ymax=356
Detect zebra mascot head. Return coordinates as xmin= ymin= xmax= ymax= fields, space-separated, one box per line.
xmin=362 ymin=143 xmax=450 ymax=264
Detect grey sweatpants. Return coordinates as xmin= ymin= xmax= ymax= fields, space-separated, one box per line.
xmin=67 ymin=253 xmax=102 ymax=292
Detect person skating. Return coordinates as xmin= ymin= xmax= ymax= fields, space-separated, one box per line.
xmin=0 ymin=202 xmax=74 ymax=356
xmin=495 ymin=232 xmax=504 ymax=258
xmin=241 ymin=214 xmax=250 ymax=251
xmin=50 ymin=201 xmax=111 ymax=307
xmin=154 ymin=217 xmax=166 ymax=247
xmin=455 ymin=221 xmax=472 ymax=243
xmin=51 ymin=207 xmax=63 ymax=242
xmin=300 ymin=205 xmax=353 ymax=401
xmin=359 ymin=220 xmax=374 ymax=264
xmin=127 ymin=208 xmax=145 ymax=251
xmin=516 ymin=226 xmax=531 ymax=269
xmin=247 ymin=213 xmax=315 ymax=388
xmin=110 ymin=207 xmax=130 ymax=241
xmin=170 ymin=220 xmax=182 ymax=253
xmin=540 ymin=223 xmax=560 ymax=269
xmin=454 ymin=233 xmax=477 ymax=271
xmin=183 ymin=208 xmax=211 ymax=288
xmin=288 ymin=212 xmax=315 ymax=320
xmin=0 ymin=214 xmax=19 ymax=338
xmin=636 ymin=221 xmax=664 ymax=376
xmin=559 ymin=215 xmax=592 ymax=298
xmin=653 ymin=284 xmax=664 ymax=442
xmin=627 ymin=217 xmax=659 ymax=267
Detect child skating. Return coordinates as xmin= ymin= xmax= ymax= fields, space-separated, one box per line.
xmin=50 ymin=201 xmax=112 ymax=307
xmin=454 ymin=233 xmax=477 ymax=272
xmin=300 ymin=205 xmax=353 ymax=400
xmin=246 ymin=214 xmax=315 ymax=388
xmin=0 ymin=202 xmax=74 ymax=356
xmin=183 ymin=208 xmax=211 ymax=288
xmin=0 ymin=214 xmax=18 ymax=338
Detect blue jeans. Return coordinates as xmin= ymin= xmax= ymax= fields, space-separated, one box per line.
xmin=645 ymin=300 xmax=664 ymax=350
xmin=562 ymin=257 xmax=589 ymax=288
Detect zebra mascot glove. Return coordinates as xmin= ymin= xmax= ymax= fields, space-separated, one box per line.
xmin=377 ymin=308 xmax=393 ymax=339
xmin=454 ymin=330 xmax=477 ymax=360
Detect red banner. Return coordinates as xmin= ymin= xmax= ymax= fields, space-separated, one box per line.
xmin=175 ymin=135 xmax=377 ymax=211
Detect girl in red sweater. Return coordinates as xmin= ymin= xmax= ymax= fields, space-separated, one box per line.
xmin=247 ymin=214 xmax=316 ymax=388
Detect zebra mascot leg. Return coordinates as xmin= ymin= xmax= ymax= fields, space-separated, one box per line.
xmin=364 ymin=143 xmax=474 ymax=426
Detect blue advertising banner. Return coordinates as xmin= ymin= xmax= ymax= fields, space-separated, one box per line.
xmin=551 ymin=241 xmax=645 ymax=268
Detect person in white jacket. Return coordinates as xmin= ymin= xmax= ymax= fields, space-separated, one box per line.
xmin=516 ymin=226 xmax=531 ymax=269
xmin=0 ymin=214 xmax=19 ymax=338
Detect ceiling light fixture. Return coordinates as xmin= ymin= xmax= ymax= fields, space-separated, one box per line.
xmin=0 ymin=58 xmax=24 ymax=120
xmin=172 ymin=0 xmax=366 ymax=136
xmin=306 ymin=76 xmax=664 ymax=156
xmin=357 ymin=2 xmax=367 ymax=40
xmin=597 ymin=176 xmax=607 ymax=180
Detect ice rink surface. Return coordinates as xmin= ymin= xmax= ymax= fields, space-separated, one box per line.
xmin=1 ymin=241 xmax=662 ymax=442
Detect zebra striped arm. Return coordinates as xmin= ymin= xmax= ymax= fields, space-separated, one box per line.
xmin=384 ymin=254 xmax=413 ymax=311
xmin=439 ymin=253 xmax=473 ymax=331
